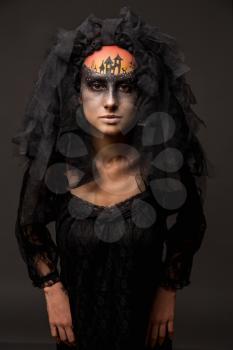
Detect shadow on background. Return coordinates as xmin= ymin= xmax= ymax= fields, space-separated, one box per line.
xmin=0 ymin=344 xmax=54 ymax=350
xmin=0 ymin=343 xmax=218 ymax=350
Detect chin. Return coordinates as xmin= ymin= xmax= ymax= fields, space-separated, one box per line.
xmin=99 ymin=126 xmax=123 ymax=136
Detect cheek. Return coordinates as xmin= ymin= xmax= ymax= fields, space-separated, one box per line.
xmin=119 ymin=95 xmax=138 ymax=115
xmin=82 ymin=93 xmax=102 ymax=116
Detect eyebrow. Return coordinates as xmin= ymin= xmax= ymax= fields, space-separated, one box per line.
xmin=84 ymin=74 xmax=136 ymax=84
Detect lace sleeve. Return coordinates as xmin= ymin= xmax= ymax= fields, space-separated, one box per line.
xmin=15 ymin=162 xmax=61 ymax=289
xmin=158 ymin=165 xmax=207 ymax=291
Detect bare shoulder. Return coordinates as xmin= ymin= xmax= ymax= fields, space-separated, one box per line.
xmin=70 ymin=181 xmax=97 ymax=199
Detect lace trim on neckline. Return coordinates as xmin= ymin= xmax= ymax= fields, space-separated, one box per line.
xmin=68 ymin=189 xmax=150 ymax=211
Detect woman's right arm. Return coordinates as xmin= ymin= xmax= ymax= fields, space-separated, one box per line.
xmin=15 ymin=163 xmax=76 ymax=346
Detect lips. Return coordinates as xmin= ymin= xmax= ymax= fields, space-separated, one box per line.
xmin=100 ymin=115 xmax=122 ymax=119
xmin=99 ymin=115 xmax=122 ymax=124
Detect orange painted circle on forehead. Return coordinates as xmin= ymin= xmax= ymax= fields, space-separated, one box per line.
xmin=83 ymin=45 xmax=137 ymax=75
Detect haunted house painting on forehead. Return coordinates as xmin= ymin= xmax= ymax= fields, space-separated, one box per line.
xmin=82 ymin=45 xmax=137 ymax=78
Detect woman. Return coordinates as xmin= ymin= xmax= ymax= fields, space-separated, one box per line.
xmin=13 ymin=6 xmax=209 ymax=350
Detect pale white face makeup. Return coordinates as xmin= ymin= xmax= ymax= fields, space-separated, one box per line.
xmin=78 ymin=46 xmax=139 ymax=136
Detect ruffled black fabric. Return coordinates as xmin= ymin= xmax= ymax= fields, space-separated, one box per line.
xmin=14 ymin=159 xmax=61 ymax=288
xmin=158 ymin=164 xmax=207 ymax=290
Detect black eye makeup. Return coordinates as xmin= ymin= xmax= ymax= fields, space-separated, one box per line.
xmin=86 ymin=78 xmax=107 ymax=91
xmin=83 ymin=75 xmax=137 ymax=94
xmin=117 ymin=81 xmax=134 ymax=93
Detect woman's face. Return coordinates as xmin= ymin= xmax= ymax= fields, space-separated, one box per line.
xmin=79 ymin=45 xmax=139 ymax=136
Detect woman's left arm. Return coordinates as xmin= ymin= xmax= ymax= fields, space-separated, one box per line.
xmin=145 ymin=164 xmax=207 ymax=348
xmin=158 ymin=164 xmax=207 ymax=290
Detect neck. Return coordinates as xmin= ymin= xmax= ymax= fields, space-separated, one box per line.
xmin=91 ymin=132 xmax=132 ymax=163
xmin=91 ymin=132 xmax=141 ymax=186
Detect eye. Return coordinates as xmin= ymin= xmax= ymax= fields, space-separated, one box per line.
xmin=118 ymin=83 xmax=133 ymax=93
xmin=89 ymin=81 xmax=106 ymax=91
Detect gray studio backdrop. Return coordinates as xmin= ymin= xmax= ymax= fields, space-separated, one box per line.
xmin=0 ymin=0 xmax=232 ymax=349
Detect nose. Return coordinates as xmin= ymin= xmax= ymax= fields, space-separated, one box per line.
xmin=104 ymin=86 xmax=118 ymax=111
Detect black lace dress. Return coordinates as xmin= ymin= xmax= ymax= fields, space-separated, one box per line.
xmin=15 ymin=165 xmax=207 ymax=350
